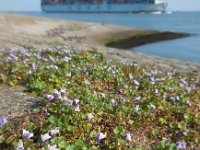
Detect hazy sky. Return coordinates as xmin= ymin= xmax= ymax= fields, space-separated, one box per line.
xmin=0 ymin=0 xmax=200 ymax=11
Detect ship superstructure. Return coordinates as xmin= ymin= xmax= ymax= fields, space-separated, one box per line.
xmin=41 ymin=0 xmax=167 ymax=13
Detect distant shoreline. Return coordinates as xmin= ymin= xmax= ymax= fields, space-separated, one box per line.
xmin=105 ymin=31 xmax=190 ymax=49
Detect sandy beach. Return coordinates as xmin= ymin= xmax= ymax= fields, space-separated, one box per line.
xmin=0 ymin=13 xmax=199 ymax=72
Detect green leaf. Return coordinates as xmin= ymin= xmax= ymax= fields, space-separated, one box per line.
xmin=159 ymin=117 xmax=167 ymax=124
xmin=89 ymin=131 xmax=97 ymax=138
xmin=65 ymin=145 xmax=79 ymax=150
xmin=67 ymin=125 xmax=74 ymax=131
xmin=33 ymin=108 xmax=41 ymax=113
xmin=178 ymin=121 xmax=187 ymax=130
xmin=128 ymin=119 xmax=134 ymax=125
xmin=48 ymin=115 xmax=58 ymax=125
xmin=58 ymin=115 xmax=67 ymax=126
xmin=58 ymin=140 xmax=68 ymax=148
xmin=113 ymin=126 xmax=125 ymax=136
xmin=184 ymin=113 xmax=193 ymax=122
xmin=169 ymin=144 xmax=177 ymax=150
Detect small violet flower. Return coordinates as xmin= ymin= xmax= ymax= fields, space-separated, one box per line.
xmin=73 ymin=99 xmax=80 ymax=106
xmin=118 ymin=89 xmax=123 ymax=93
xmin=150 ymin=104 xmax=156 ymax=110
xmin=16 ymin=141 xmax=24 ymax=150
xmin=0 ymin=117 xmax=8 ymax=127
xmin=135 ymin=96 xmax=141 ymax=101
xmin=66 ymin=99 xmax=73 ymax=107
xmin=176 ymin=96 xmax=180 ymax=101
xmin=44 ymin=109 xmax=50 ymax=116
xmin=170 ymin=97 xmax=176 ymax=102
xmin=120 ymin=97 xmax=126 ymax=103
xmin=49 ymin=127 xmax=59 ymax=136
xmin=110 ymin=99 xmax=116 ymax=105
xmin=48 ymin=144 xmax=58 ymax=150
xmin=186 ymin=100 xmax=191 ymax=106
xmin=100 ymin=93 xmax=105 ymax=98
xmin=133 ymin=80 xmax=140 ymax=86
xmin=22 ymin=130 xmax=34 ymax=140
xmin=86 ymin=113 xmax=94 ymax=120
xmin=53 ymin=89 xmax=61 ymax=100
xmin=176 ymin=141 xmax=186 ymax=149
xmin=60 ymin=88 xmax=66 ymax=94
xmin=41 ymin=133 xmax=51 ymax=143
xmin=66 ymin=72 xmax=72 ymax=77
xmin=75 ymin=105 xmax=80 ymax=112
xmin=154 ymin=89 xmax=159 ymax=94
xmin=96 ymin=132 xmax=106 ymax=143
xmin=47 ymin=95 xmax=54 ymax=101
xmin=134 ymin=105 xmax=140 ymax=112
xmin=128 ymin=73 xmax=133 ymax=79
xmin=123 ymin=132 xmax=132 ymax=141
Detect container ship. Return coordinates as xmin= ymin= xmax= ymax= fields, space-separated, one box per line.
xmin=41 ymin=0 xmax=167 ymax=13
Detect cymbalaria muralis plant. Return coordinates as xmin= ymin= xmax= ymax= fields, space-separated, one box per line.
xmin=0 ymin=46 xmax=200 ymax=149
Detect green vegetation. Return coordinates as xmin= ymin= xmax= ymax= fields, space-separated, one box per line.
xmin=0 ymin=46 xmax=199 ymax=149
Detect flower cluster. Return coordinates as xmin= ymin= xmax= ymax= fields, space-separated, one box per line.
xmin=0 ymin=46 xmax=199 ymax=149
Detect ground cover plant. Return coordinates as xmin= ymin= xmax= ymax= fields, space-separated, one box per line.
xmin=0 ymin=46 xmax=199 ymax=149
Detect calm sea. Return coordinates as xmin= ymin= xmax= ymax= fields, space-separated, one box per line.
xmin=16 ymin=11 xmax=200 ymax=63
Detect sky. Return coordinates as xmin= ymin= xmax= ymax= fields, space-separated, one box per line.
xmin=0 ymin=0 xmax=200 ymax=11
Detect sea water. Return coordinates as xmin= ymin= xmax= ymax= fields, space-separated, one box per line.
xmin=17 ymin=11 xmax=200 ymax=62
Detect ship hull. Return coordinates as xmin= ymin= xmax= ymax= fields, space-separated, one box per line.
xmin=41 ymin=3 xmax=167 ymax=13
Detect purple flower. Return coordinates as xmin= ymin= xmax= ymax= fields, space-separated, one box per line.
xmin=96 ymin=132 xmax=106 ymax=144
xmin=185 ymin=87 xmax=191 ymax=93
xmin=150 ymin=104 xmax=156 ymax=110
xmin=176 ymin=141 xmax=186 ymax=149
xmin=176 ymin=96 xmax=180 ymax=101
xmin=86 ymin=113 xmax=94 ymax=120
xmin=44 ymin=109 xmax=50 ymax=116
xmin=128 ymin=73 xmax=133 ymax=79
xmin=22 ymin=130 xmax=33 ymax=140
xmin=0 ymin=117 xmax=8 ymax=127
xmin=73 ymin=99 xmax=80 ymax=106
xmin=186 ymin=100 xmax=191 ymax=106
xmin=110 ymin=99 xmax=116 ymax=105
xmin=133 ymin=80 xmax=140 ymax=86
xmin=41 ymin=133 xmax=51 ymax=143
xmin=60 ymin=88 xmax=66 ymax=94
xmin=53 ymin=89 xmax=61 ymax=100
xmin=32 ymin=62 xmax=37 ymax=71
xmin=120 ymin=97 xmax=126 ymax=103
xmin=48 ymin=144 xmax=58 ymax=150
xmin=84 ymin=80 xmax=90 ymax=85
xmin=66 ymin=72 xmax=72 ymax=77
xmin=16 ymin=140 xmax=24 ymax=150
xmin=74 ymin=105 xmax=80 ymax=112
xmin=49 ymin=127 xmax=59 ymax=136
xmin=170 ymin=97 xmax=176 ymax=102
xmin=180 ymin=79 xmax=188 ymax=86
xmin=47 ymin=95 xmax=54 ymax=101
xmin=154 ymin=89 xmax=159 ymax=94
xmin=134 ymin=105 xmax=140 ymax=112
xmin=123 ymin=132 xmax=132 ymax=141
xmin=118 ymin=89 xmax=123 ymax=93
xmin=63 ymin=56 xmax=71 ymax=62
xmin=100 ymin=93 xmax=105 ymax=98
xmin=66 ymin=99 xmax=73 ymax=107
xmin=135 ymin=96 xmax=141 ymax=101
